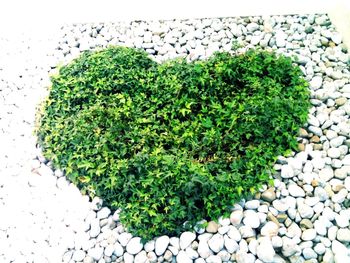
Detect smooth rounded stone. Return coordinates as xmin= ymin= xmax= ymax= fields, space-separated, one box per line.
xmin=126 ymin=237 xmax=143 ymax=255
xmin=328 ymin=225 xmax=339 ymax=241
xmin=261 ymin=188 xmax=276 ymax=202
xmin=336 ymin=228 xmax=350 ymax=242
xmin=113 ymin=242 xmax=124 ymax=257
xmin=332 ymin=239 xmax=349 ymax=255
xmin=89 ymin=219 xmax=101 ymax=238
xmin=134 ymin=251 xmax=148 ymax=263
xmin=335 ymin=253 xmax=350 ymax=263
xmin=206 ymin=221 xmax=219 ymax=233
xmin=170 ymin=237 xmax=180 ymax=249
xmin=155 ymin=236 xmax=169 ymax=256
xmin=302 ymin=247 xmax=317 ymax=259
xmin=310 ymin=76 xmax=323 ymax=90
xmin=327 ymin=148 xmax=341 ymax=159
xmin=227 ymin=226 xmax=241 ymax=242
xmin=309 ymin=126 xmax=323 ymax=136
xmin=239 ymin=238 xmax=249 ymax=253
xmin=168 ymin=245 xmax=179 ymax=256
xmin=198 ymin=239 xmax=212 ymax=258
xmin=208 ymin=234 xmax=224 ymax=253
xmin=314 ymin=187 xmax=329 ymax=201
xmin=235 ymin=251 xmax=256 ymax=263
xmin=185 ymin=247 xmax=198 ymax=260
xmin=281 ymin=237 xmax=300 ymax=257
xmin=216 ymin=224 xmax=229 ymax=235
xmin=224 ymin=235 xmax=239 ymax=253
xmin=248 ymin=239 xmax=258 ymax=255
xmin=288 ymin=184 xmax=305 ymax=197
xmin=323 ymin=248 xmax=335 ymax=263
xmin=180 ymin=232 xmax=196 ymax=250
xmin=260 ymin=221 xmax=279 ymax=237
xmin=281 ymin=165 xmax=295 ymax=178
xmin=335 ymin=166 xmax=350 ymax=179
xmin=312 ymin=156 xmax=326 ymax=170
xmin=217 ymin=250 xmax=230 ymax=262
xmin=72 ymin=250 xmax=86 ymax=261
xmin=146 ymin=251 xmax=157 ymax=262
xmin=319 ymin=166 xmax=334 ymax=182
xmin=163 ymin=250 xmax=173 ymax=261
xmin=83 ymin=256 xmax=94 ymax=263
xmin=243 ymin=210 xmax=260 ymax=229
xmin=118 ymin=232 xmax=132 ymax=246
xmin=345 ymin=177 xmax=350 ymax=191
xmin=104 ymin=244 xmax=114 ymax=257
xmin=194 ymin=259 xmax=206 ymax=263
xmin=298 ymin=203 xmax=314 ymax=219
xmin=123 ymin=252 xmax=134 ymax=263
xmin=203 ymin=254 xmax=221 ymax=263
xmin=286 ymin=223 xmax=302 ymax=239
xmin=302 ymin=229 xmax=317 ymax=241
xmin=194 ymin=220 xmax=207 ymax=234
xmin=144 ymin=240 xmax=155 ymax=252
xmin=244 ymin=200 xmax=260 ymax=210
xmin=272 ymin=199 xmax=289 ymax=212
xmin=335 ymin=212 xmax=350 ymax=228
xmin=230 ymin=210 xmax=243 ymax=226
xmin=314 ymin=242 xmax=326 ymax=255
xmin=239 ymin=226 xmax=256 ymax=238
xmin=256 ymin=237 xmax=275 ymax=263
xmin=88 ymin=246 xmax=104 ymax=261
xmin=176 ymin=250 xmax=192 ymax=263
xmin=271 ymin=236 xmax=283 ymax=248
xmin=300 ymin=218 xmax=313 ymax=230
xmin=97 ymin=207 xmax=111 ymax=220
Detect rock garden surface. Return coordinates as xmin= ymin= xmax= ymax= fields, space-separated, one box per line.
xmin=1 ymin=13 xmax=350 ymax=263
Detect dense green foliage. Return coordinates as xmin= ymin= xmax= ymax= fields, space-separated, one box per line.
xmin=37 ymin=46 xmax=310 ymax=239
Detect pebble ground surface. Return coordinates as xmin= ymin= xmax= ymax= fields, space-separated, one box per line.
xmin=1 ymin=14 xmax=350 ymax=263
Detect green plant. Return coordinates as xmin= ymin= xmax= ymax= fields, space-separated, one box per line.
xmin=37 ymin=46 xmax=310 ymax=240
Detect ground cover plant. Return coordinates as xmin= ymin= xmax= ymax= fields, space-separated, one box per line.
xmin=37 ymin=46 xmax=310 ymax=240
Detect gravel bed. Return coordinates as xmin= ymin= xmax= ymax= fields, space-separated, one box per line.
xmin=1 ymin=13 xmax=350 ymax=263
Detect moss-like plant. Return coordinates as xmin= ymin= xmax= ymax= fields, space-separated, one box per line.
xmin=37 ymin=46 xmax=310 ymax=239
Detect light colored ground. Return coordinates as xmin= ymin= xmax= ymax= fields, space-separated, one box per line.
xmin=0 ymin=0 xmax=336 ymax=39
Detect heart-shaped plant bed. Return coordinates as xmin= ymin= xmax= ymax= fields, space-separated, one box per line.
xmin=37 ymin=46 xmax=310 ymax=239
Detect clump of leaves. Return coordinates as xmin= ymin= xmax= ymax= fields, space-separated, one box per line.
xmin=37 ymin=46 xmax=310 ymax=240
